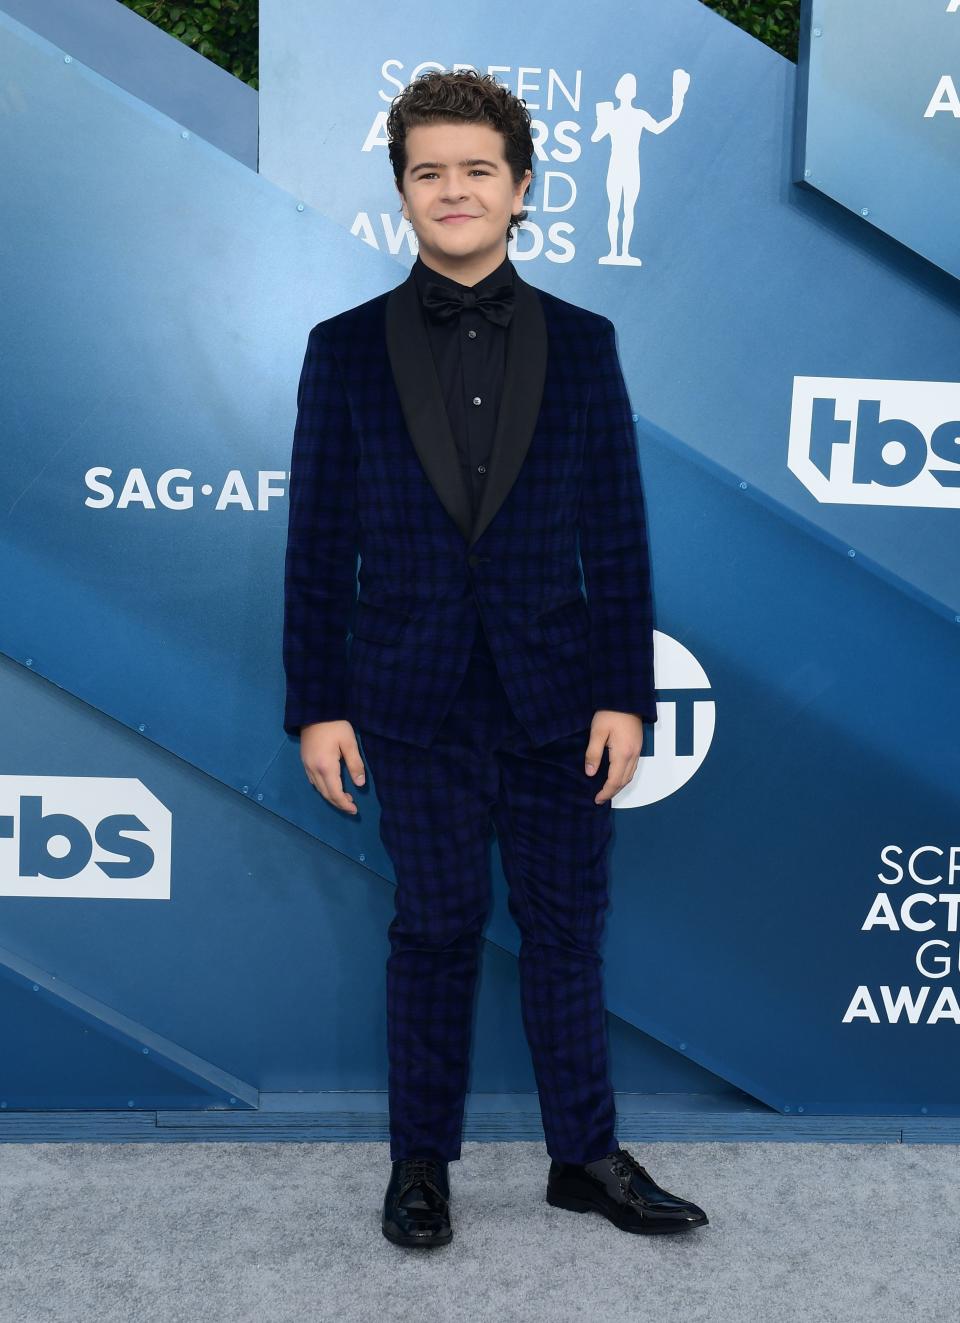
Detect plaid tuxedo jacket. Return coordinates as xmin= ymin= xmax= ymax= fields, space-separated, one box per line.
xmin=282 ymin=263 xmax=658 ymax=749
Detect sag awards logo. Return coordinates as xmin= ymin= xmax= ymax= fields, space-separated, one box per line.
xmin=0 ymin=777 xmax=171 ymax=900
xmin=844 ymin=844 xmax=960 ymax=1025
xmin=612 ymin=629 xmax=714 ymax=811
xmin=927 ymin=0 xmax=960 ymax=115
xmin=83 ymin=469 xmax=288 ymax=509
xmin=365 ymin=64 xmax=691 ymax=265
xmin=788 ymin=377 xmax=960 ymax=508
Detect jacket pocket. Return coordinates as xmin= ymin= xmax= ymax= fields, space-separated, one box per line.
xmin=536 ymin=595 xmax=591 ymax=644
xmin=351 ymin=600 xmax=411 ymax=644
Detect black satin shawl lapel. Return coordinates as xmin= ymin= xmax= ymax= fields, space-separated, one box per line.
xmin=384 ymin=265 xmax=547 ymax=547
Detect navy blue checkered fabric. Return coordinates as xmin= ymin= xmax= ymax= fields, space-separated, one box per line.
xmin=360 ymin=626 xmax=619 ymax=1164
xmin=282 ymin=282 xmax=658 ymax=746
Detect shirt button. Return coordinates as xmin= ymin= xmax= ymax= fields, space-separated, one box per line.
xmin=477 ymin=464 xmax=487 ymax=475
xmin=467 ymin=329 xmax=477 ymax=338
xmin=472 ymin=396 xmax=482 ymax=406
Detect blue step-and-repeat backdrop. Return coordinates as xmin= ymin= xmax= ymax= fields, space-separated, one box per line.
xmin=0 ymin=0 xmax=958 ymax=1119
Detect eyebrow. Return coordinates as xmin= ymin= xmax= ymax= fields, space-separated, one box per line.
xmin=409 ymin=158 xmax=501 ymax=174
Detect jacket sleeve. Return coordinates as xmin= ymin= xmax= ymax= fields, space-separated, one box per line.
xmin=578 ymin=317 xmax=658 ymax=724
xmin=282 ymin=323 xmax=359 ymax=737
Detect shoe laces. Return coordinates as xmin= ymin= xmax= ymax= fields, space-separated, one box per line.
xmin=397 ymin=1157 xmax=443 ymax=1196
xmin=609 ymin=1149 xmax=646 ymax=1194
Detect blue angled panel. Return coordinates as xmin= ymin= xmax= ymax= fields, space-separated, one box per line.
xmin=0 ymin=944 xmax=257 ymax=1109
xmin=0 ymin=0 xmax=258 ymax=167
xmin=794 ymin=0 xmax=960 ymax=282
xmin=0 ymin=11 xmax=396 ymax=848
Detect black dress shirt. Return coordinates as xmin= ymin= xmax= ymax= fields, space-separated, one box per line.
xmin=411 ymin=252 xmax=516 ymax=524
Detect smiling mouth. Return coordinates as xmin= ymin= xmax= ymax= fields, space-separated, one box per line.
xmin=438 ymin=215 xmax=476 ymax=222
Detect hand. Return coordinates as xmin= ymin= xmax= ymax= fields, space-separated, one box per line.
xmin=299 ymin=720 xmax=366 ymax=815
xmin=584 ymin=711 xmax=644 ymax=805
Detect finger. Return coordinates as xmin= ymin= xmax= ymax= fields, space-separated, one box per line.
xmin=584 ymin=739 xmax=606 ymax=774
xmin=318 ymin=760 xmax=357 ymax=814
xmin=301 ymin=757 xmax=325 ymax=796
xmin=596 ymin=751 xmax=631 ymax=803
xmin=594 ymin=767 xmax=619 ymax=803
xmin=594 ymin=752 xmax=623 ymax=802
xmin=344 ymin=744 xmax=366 ymax=788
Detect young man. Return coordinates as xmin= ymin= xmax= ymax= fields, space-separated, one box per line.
xmin=283 ymin=69 xmax=708 ymax=1247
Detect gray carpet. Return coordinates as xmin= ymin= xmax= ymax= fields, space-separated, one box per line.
xmin=0 ymin=1140 xmax=956 ymax=1322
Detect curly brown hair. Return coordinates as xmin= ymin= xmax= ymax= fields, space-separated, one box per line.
xmin=386 ymin=70 xmax=535 ymax=242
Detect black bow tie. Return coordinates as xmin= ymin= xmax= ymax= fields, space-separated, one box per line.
xmin=421 ymin=278 xmax=515 ymax=327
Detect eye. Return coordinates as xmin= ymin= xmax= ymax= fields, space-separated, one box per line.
xmin=418 ymin=170 xmax=489 ymax=180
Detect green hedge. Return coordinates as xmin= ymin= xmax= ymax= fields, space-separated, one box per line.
xmin=117 ymin=0 xmax=800 ymax=89
xmin=119 ymin=1 xmax=259 ymax=88
xmin=703 ymin=0 xmax=799 ymax=61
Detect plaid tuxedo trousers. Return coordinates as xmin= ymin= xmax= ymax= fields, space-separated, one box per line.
xmin=358 ymin=599 xmax=619 ymax=1166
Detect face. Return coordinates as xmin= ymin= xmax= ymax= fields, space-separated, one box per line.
xmin=397 ymin=120 xmax=532 ymax=282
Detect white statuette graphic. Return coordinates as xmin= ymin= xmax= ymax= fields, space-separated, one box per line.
xmin=593 ymin=69 xmax=690 ymax=266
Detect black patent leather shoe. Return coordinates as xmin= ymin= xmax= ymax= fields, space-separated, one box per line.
xmin=381 ymin=1157 xmax=453 ymax=1247
xmin=547 ymin=1146 xmax=708 ymax=1234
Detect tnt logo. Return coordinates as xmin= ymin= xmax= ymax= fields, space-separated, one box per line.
xmin=614 ymin=631 xmax=715 ymax=809
xmin=0 ymin=777 xmax=171 ymax=899
xmin=788 ymin=376 xmax=960 ymax=507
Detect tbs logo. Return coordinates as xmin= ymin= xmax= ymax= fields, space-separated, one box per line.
xmin=788 ymin=376 xmax=960 ymax=507
xmin=0 ymin=778 xmax=171 ymax=899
